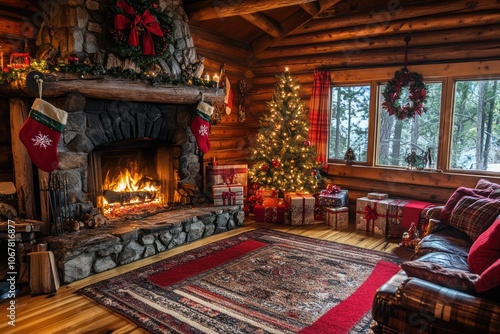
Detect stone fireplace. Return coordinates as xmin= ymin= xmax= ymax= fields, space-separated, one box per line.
xmin=3 ymin=0 xmax=245 ymax=284
xmin=59 ymin=96 xmax=204 ymax=223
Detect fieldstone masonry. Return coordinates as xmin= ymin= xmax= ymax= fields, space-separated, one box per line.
xmin=45 ymin=205 xmax=245 ymax=283
xmin=36 ymin=0 xmax=204 ymax=78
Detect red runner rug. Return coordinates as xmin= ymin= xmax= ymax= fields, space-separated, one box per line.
xmin=79 ymin=228 xmax=401 ymax=333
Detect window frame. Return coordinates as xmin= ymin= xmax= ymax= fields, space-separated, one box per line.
xmin=326 ymin=61 xmax=500 ymax=178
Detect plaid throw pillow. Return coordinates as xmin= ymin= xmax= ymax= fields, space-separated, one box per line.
xmin=450 ymin=196 xmax=500 ymax=241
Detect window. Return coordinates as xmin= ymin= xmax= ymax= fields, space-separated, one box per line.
xmin=377 ymin=83 xmax=443 ymax=168
xmin=328 ymin=85 xmax=370 ymax=162
xmin=451 ymin=80 xmax=500 ymax=171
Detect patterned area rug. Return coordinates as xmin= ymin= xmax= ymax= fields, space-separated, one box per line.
xmin=78 ymin=228 xmax=401 ymax=333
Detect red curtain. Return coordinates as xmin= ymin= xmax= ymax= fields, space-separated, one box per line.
xmin=308 ymin=70 xmax=331 ymax=168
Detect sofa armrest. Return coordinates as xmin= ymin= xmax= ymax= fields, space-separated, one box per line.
xmin=375 ymin=275 xmax=500 ymax=333
xmin=424 ymin=205 xmax=443 ymax=221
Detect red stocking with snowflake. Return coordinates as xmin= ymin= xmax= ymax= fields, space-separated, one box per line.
xmin=190 ymin=101 xmax=214 ymax=153
xmin=19 ymin=98 xmax=68 ymax=172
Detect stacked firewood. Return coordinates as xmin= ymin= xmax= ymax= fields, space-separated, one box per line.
xmin=63 ymin=210 xmax=108 ymax=232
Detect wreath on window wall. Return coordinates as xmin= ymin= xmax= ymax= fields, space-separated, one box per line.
xmin=108 ymin=0 xmax=174 ymax=68
xmin=381 ymin=68 xmax=428 ymax=120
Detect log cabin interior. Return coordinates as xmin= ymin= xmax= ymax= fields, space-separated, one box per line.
xmin=0 ymin=0 xmax=500 ymax=333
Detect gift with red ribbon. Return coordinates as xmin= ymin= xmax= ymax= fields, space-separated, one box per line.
xmin=387 ymin=199 xmax=434 ymax=237
xmin=253 ymin=198 xmax=289 ymax=223
xmin=213 ymin=183 xmax=243 ymax=206
xmin=355 ymin=197 xmax=391 ymax=235
xmin=114 ymin=0 xmax=164 ymax=55
xmin=205 ymin=164 xmax=248 ymax=200
xmin=325 ymin=207 xmax=349 ymax=229
xmin=284 ymin=191 xmax=316 ymax=225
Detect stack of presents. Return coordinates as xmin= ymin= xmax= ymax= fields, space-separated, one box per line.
xmin=205 ymin=164 xmax=433 ymax=240
xmin=355 ymin=192 xmax=434 ymax=241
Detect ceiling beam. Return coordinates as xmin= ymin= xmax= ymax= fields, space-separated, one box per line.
xmin=241 ymin=13 xmax=282 ymax=38
xmin=299 ymin=2 xmax=321 ymax=16
xmin=187 ymin=0 xmax=317 ymax=21
xmin=249 ymin=0 xmax=342 ymax=57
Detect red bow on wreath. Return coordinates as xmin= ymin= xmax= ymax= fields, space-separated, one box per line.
xmin=114 ymin=0 xmax=164 ymax=55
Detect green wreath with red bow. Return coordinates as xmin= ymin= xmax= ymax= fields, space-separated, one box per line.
xmin=381 ymin=68 xmax=428 ymax=120
xmin=108 ymin=0 xmax=174 ymax=68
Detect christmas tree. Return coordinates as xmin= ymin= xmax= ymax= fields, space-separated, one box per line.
xmin=249 ymin=69 xmax=323 ymax=194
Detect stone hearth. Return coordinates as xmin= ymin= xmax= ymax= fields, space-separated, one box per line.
xmin=44 ymin=205 xmax=244 ymax=283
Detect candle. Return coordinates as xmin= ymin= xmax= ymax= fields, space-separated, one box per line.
xmin=213 ymin=74 xmax=219 ymax=83
xmin=203 ymin=74 xmax=210 ymax=81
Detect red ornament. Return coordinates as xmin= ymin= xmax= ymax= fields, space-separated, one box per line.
xmin=304 ymin=140 xmax=311 ymax=147
xmin=261 ymin=163 xmax=269 ymax=171
xmin=272 ymin=159 xmax=280 ymax=168
xmin=68 ymin=53 xmax=79 ymax=63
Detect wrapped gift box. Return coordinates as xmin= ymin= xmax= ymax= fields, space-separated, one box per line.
xmin=254 ymin=198 xmax=289 ymax=223
xmin=367 ymin=192 xmax=389 ymax=200
xmin=326 ymin=207 xmax=349 ymax=229
xmin=387 ymin=200 xmax=434 ymax=237
xmin=284 ymin=192 xmax=315 ymax=225
xmin=213 ymin=183 xmax=244 ymax=206
xmin=206 ymin=164 xmax=248 ymax=200
xmin=317 ymin=189 xmax=348 ymax=208
xmin=355 ymin=197 xmax=392 ymax=235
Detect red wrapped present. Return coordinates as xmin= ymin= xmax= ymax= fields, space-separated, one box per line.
xmin=387 ymin=200 xmax=434 ymax=237
xmin=253 ymin=198 xmax=289 ymax=223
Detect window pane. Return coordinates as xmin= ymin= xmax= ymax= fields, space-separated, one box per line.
xmin=451 ymin=80 xmax=500 ymax=171
xmin=329 ymin=85 xmax=370 ymax=162
xmin=377 ymin=83 xmax=442 ymax=168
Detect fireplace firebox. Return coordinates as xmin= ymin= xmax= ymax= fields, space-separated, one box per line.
xmin=88 ymin=140 xmax=181 ymax=219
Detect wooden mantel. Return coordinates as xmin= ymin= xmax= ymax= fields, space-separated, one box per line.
xmin=3 ymin=72 xmax=224 ymax=105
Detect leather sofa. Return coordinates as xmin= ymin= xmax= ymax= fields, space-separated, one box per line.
xmin=371 ymin=180 xmax=500 ymax=334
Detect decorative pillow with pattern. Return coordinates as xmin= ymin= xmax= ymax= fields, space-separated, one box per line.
xmin=449 ymin=196 xmax=500 ymax=241
xmin=401 ymin=261 xmax=478 ymax=294
xmin=438 ymin=187 xmax=490 ymax=224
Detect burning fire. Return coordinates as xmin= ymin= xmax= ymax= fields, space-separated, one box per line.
xmin=109 ymin=168 xmax=159 ymax=193
xmin=102 ymin=167 xmax=163 ymax=218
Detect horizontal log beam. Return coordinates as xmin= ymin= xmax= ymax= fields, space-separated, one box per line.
xmin=256 ymin=25 xmax=500 ymax=60
xmin=187 ymin=0 xmax=317 ymax=21
xmin=278 ymin=11 xmax=500 ymax=47
xmin=294 ymin=0 xmax=500 ymax=34
xmin=3 ymin=76 xmax=225 ymax=104
xmin=250 ymin=40 xmax=500 ymax=74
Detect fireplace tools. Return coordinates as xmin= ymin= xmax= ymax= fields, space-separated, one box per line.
xmin=41 ymin=173 xmax=71 ymax=235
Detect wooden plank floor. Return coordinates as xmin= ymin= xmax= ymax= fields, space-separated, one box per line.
xmin=1 ymin=217 xmax=411 ymax=334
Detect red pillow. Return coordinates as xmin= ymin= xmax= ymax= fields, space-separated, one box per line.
xmin=439 ymin=187 xmax=491 ymax=224
xmin=475 ymin=258 xmax=500 ymax=294
xmin=468 ymin=218 xmax=500 ymax=274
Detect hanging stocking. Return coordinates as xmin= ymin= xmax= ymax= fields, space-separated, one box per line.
xmin=190 ymin=101 xmax=214 ymax=153
xmin=19 ymin=98 xmax=68 ymax=172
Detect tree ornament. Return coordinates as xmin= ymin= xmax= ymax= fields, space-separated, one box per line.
xmin=304 ymin=140 xmax=311 ymax=147
xmin=272 ymin=159 xmax=281 ymax=168
xmin=261 ymin=163 xmax=269 ymax=171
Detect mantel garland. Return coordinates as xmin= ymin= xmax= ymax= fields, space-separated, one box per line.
xmin=108 ymin=0 xmax=174 ymax=69
xmin=381 ymin=68 xmax=428 ymax=120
